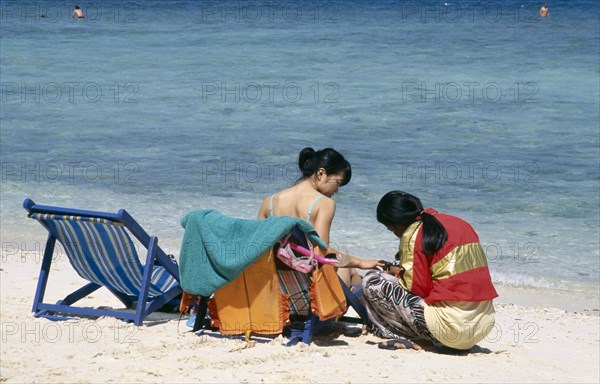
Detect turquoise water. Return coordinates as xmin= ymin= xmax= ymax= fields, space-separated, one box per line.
xmin=1 ymin=0 xmax=599 ymax=294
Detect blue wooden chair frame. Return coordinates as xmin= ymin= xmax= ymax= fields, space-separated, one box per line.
xmin=283 ymin=278 xmax=368 ymax=346
xmin=23 ymin=198 xmax=182 ymax=326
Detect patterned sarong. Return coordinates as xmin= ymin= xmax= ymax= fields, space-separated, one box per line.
xmin=362 ymin=270 xmax=436 ymax=341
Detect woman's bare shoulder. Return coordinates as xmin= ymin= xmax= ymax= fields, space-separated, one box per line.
xmin=257 ymin=195 xmax=272 ymax=218
xmin=313 ymin=194 xmax=336 ymax=215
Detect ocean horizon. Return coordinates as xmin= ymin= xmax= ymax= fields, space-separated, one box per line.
xmin=1 ymin=0 xmax=599 ymax=296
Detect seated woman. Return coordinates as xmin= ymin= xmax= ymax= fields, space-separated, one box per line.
xmin=362 ymin=191 xmax=498 ymax=351
xmin=257 ymin=147 xmax=382 ymax=286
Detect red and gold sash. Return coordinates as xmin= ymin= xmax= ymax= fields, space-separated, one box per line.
xmin=399 ymin=209 xmax=498 ymax=304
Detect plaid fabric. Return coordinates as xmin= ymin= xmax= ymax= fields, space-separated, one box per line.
xmin=277 ymin=268 xmax=311 ymax=316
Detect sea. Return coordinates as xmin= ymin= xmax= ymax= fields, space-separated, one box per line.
xmin=1 ymin=0 xmax=598 ymax=297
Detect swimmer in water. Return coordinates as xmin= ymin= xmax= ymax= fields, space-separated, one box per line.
xmin=539 ymin=3 xmax=549 ymax=17
xmin=72 ymin=5 xmax=85 ymax=19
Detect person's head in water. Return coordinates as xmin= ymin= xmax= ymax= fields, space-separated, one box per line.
xmin=73 ymin=5 xmax=84 ymax=18
xmin=297 ymin=147 xmax=351 ymax=197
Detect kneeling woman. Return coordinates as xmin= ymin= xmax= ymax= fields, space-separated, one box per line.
xmin=362 ymin=191 xmax=498 ymax=351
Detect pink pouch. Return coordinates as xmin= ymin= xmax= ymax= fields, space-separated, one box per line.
xmin=287 ymin=242 xmax=338 ymax=266
xmin=275 ymin=234 xmax=338 ymax=274
xmin=276 ymin=244 xmax=314 ymax=273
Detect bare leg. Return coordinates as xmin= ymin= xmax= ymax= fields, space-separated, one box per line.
xmin=336 ymin=267 xmax=353 ymax=287
xmin=336 ymin=267 xmax=362 ymax=287
xmin=350 ymin=268 xmax=362 ymax=285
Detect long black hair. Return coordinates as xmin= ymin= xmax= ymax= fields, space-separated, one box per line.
xmin=376 ymin=191 xmax=448 ymax=255
xmin=297 ymin=147 xmax=352 ymax=186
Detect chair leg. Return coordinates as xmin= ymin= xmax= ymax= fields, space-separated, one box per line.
xmin=339 ymin=277 xmax=369 ymax=321
xmin=32 ymin=234 xmax=56 ymax=313
xmin=59 ymin=282 xmax=102 ymax=306
xmin=287 ymin=311 xmax=319 ymax=346
xmin=134 ymin=236 xmax=158 ymax=326
xmin=192 ymin=296 xmax=211 ymax=332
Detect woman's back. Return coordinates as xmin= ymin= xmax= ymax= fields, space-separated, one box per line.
xmin=269 ymin=188 xmax=323 ymax=221
xmin=258 ymin=183 xmax=336 ymax=246
xmin=257 ymin=147 xmax=381 ymax=284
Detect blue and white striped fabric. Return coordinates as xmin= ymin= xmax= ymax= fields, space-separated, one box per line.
xmin=30 ymin=213 xmax=178 ymax=298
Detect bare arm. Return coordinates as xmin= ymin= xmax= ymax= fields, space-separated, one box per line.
xmin=311 ymin=196 xmax=336 ymax=248
xmin=257 ymin=196 xmax=270 ymax=219
xmin=338 ymin=250 xmax=386 ymax=269
xmin=312 ymin=198 xmax=385 ymax=269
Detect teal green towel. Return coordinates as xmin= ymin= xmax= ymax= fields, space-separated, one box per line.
xmin=179 ymin=209 xmax=327 ymax=296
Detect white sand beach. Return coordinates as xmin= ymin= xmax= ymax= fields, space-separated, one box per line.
xmin=2 ymin=0 xmax=599 ymax=382
xmin=1 ymin=247 xmax=598 ymax=384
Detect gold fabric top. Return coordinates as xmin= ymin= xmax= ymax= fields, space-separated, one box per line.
xmin=398 ymin=220 xmax=421 ymax=290
xmin=431 ymin=242 xmax=488 ymax=279
xmin=424 ymin=300 xmax=495 ymax=349
xmin=398 ymin=220 xmax=489 ymax=290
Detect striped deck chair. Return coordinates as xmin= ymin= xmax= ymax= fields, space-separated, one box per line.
xmin=23 ymin=198 xmax=182 ymax=326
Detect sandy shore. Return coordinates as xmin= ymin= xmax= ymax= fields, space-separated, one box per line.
xmin=1 ymin=248 xmax=598 ymax=384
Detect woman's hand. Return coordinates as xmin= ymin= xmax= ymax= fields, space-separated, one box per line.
xmin=384 ymin=265 xmax=405 ymax=279
xmin=334 ymin=249 xmax=388 ymax=270
xmin=356 ymin=258 xmax=387 ymax=270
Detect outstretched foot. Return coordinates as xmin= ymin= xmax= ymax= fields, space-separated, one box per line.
xmin=378 ymin=338 xmax=434 ymax=351
xmin=361 ymin=323 xmax=369 ymax=335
